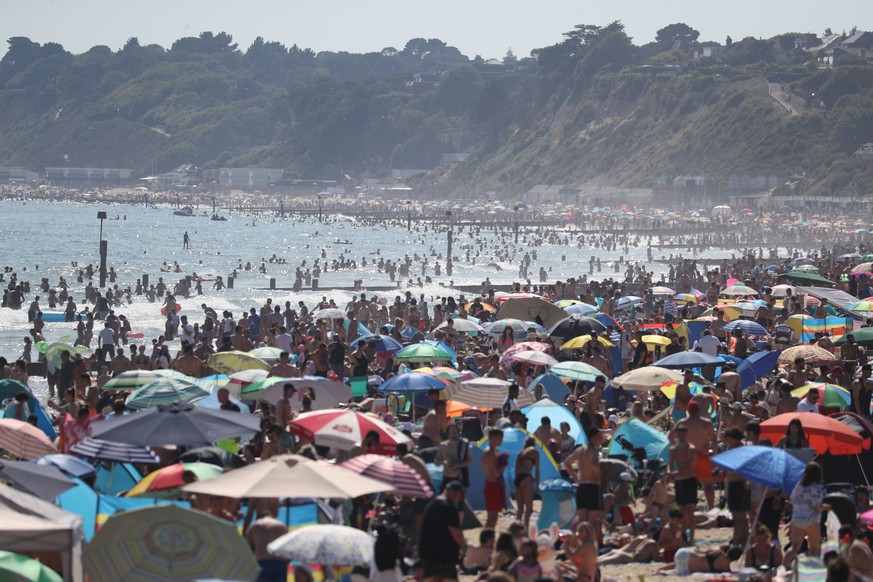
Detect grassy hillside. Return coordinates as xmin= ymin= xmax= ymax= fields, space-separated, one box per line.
xmin=1 ymin=28 xmax=872 ymax=196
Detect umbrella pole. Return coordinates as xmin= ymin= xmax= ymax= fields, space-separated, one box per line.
xmin=741 ymin=487 xmax=767 ymax=561
xmin=857 ymin=454 xmax=871 ymax=486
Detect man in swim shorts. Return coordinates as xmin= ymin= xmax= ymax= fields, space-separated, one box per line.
xmin=482 ymin=429 xmax=505 ymax=529
xmin=669 ymin=424 xmax=698 ymax=543
xmin=671 ymin=400 xmax=716 ymax=510
xmin=563 ymin=426 xmax=604 ymax=544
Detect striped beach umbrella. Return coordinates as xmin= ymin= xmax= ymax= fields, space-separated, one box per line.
xmin=70 ymin=438 xmax=160 ymax=464
xmin=126 ymin=462 xmax=223 ymax=497
xmin=445 ymin=380 xmax=535 ymax=409
xmin=84 ymin=505 xmax=259 ymax=582
xmin=102 ymin=369 xmax=189 ymax=391
xmin=548 ymin=361 xmax=603 ymax=382
xmin=289 ymin=410 xmax=412 ymax=454
xmin=124 ymin=378 xmax=210 ymax=410
xmin=340 ymin=454 xmax=433 ymax=498
xmin=206 ymin=351 xmax=270 ymax=375
xmin=0 ymin=418 xmax=58 ymax=460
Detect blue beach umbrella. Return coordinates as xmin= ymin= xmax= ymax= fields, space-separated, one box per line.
xmin=380 ymin=372 xmax=447 ymax=393
xmin=737 ymin=350 xmax=781 ymax=388
xmin=349 ymin=334 xmax=403 ymax=353
xmin=564 ymin=304 xmax=597 ymax=316
xmin=723 ymin=319 xmax=769 ymax=336
xmin=33 ymin=454 xmax=96 ymax=479
xmin=711 ymin=445 xmax=805 ymax=493
xmin=655 ymin=351 xmax=723 ymax=369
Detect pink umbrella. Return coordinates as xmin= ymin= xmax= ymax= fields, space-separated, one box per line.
xmin=288 ymin=410 xmax=412 ymax=455
xmin=0 ymin=418 xmax=58 ymax=460
xmin=340 ymin=454 xmax=433 ymax=498
xmin=499 ymin=342 xmax=551 ymax=368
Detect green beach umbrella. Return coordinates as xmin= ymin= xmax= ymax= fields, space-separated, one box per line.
xmin=124 ymin=378 xmax=211 ymax=410
xmin=393 ymin=343 xmax=454 ymax=363
xmin=103 ymin=369 xmax=189 ymax=391
xmin=791 ymin=383 xmax=851 ymax=407
xmin=0 ymin=550 xmax=63 ymax=582
xmin=240 ymin=376 xmax=296 ymax=400
xmin=549 ymin=361 xmax=603 ymax=382
xmin=782 ymin=270 xmax=836 ymax=286
xmin=834 ymin=328 xmax=873 ymax=347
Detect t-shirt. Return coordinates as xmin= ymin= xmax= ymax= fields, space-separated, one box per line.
xmin=789 ymin=482 xmax=824 ymax=523
xmin=98 ymin=327 xmax=115 ymax=346
xmin=797 ymin=398 xmax=819 ymax=414
xmin=696 ymin=335 xmax=721 ymax=357
xmin=418 ymin=498 xmax=461 ymax=563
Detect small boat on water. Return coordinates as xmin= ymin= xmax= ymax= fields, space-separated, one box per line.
xmin=335 ymin=239 xmax=353 ymax=245
xmin=173 ymin=206 xmax=194 ymax=217
xmin=211 ymin=214 xmax=228 ymax=221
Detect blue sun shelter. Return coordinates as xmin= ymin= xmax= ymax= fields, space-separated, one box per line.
xmin=607 ymin=419 xmax=669 ymax=465
xmin=467 ymin=428 xmax=561 ymax=509
xmin=521 ymin=398 xmax=587 ymax=446
xmin=526 ymin=373 xmax=570 ymax=402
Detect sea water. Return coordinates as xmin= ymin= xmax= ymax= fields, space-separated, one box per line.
xmin=0 ymin=199 xmax=740 ymax=401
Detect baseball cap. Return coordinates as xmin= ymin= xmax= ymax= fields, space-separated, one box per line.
xmin=444 ymin=480 xmax=466 ymax=492
xmin=620 ymin=472 xmax=632 ymax=481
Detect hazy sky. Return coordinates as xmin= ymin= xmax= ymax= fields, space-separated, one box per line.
xmin=2 ymin=0 xmax=868 ymax=60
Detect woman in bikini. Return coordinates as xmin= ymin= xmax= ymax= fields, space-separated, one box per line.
xmin=661 ymin=544 xmax=743 ymax=576
xmin=514 ymin=436 xmax=540 ymax=528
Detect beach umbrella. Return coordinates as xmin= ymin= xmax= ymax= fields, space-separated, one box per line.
xmin=33 ymin=454 xmax=96 ymax=479
xmin=393 ymin=343 xmax=453 ymax=363
xmin=124 ymin=377 xmax=210 ymax=410
xmin=700 ymin=305 xmax=741 ymax=321
xmin=760 ymin=412 xmax=866 ymax=455
xmin=182 ymin=454 xmax=394 ymax=499
xmin=243 ymin=376 xmax=351 ymax=409
xmin=711 ymin=445 xmax=806 ymax=493
xmin=380 ymin=372 xmax=448 ymax=393
xmin=0 ymin=460 xmax=76 ymax=500
xmin=613 ymin=367 xmax=684 ymax=390
xmin=495 ymin=292 xmax=546 ymax=303
xmin=312 ymin=308 xmax=346 ymax=320
xmin=179 ymin=446 xmax=246 ymax=469
xmin=488 ymin=319 xmax=531 ymax=340
xmin=497 ymin=297 xmax=568 ymax=329
xmin=641 ymin=334 xmax=672 ymax=347
xmin=791 ymin=383 xmax=852 ymax=407
xmin=736 ymin=350 xmax=781 ymax=388
xmin=84 ymin=505 xmax=259 ymax=582
xmin=592 ymin=313 xmax=622 ymax=330
xmin=722 ymin=319 xmax=769 ymax=336
xmin=206 ymin=351 xmax=270 ymax=375
xmin=673 ymin=293 xmax=698 ymax=304
xmin=563 ymin=303 xmax=598 ymax=316
xmin=0 ymin=551 xmax=63 ymax=582
xmin=615 ymin=296 xmax=642 ymax=310
xmin=834 ymin=328 xmax=873 ymax=347
xmin=197 ymin=373 xmax=230 ymax=392
xmin=102 ymin=369 xmax=188 ymax=391
xmin=288 ymin=410 xmax=412 ymax=454
xmin=435 ymin=318 xmax=485 ymax=333
xmin=853 ymin=263 xmax=873 ymax=273
xmin=248 ymin=346 xmax=283 ymax=361
xmin=527 ymin=373 xmax=571 ymax=402
xmin=769 ymin=284 xmax=796 ymax=298
xmin=721 ymin=284 xmax=758 ymax=296
xmin=446 ymin=381 xmax=535 ymax=409
xmin=655 ymin=351 xmax=723 ymax=369
xmin=89 ymin=402 xmax=261 ymax=448
xmin=267 ymin=524 xmax=374 ymax=567
xmin=560 ymin=335 xmax=614 ymax=349
xmin=649 ymin=286 xmax=676 ymax=296
xmin=340 ymin=454 xmax=434 ymax=498
xmin=126 ymin=462 xmax=222 ymax=497
xmin=349 ymin=334 xmax=404 ymax=352
xmin=69 ymin=437 xmax=159 ymax=464
xmin=498 ymin=342 xmax=551 ymax=367
xmin=782 ymin=271 xmax=836 ymax=286
xmin=777 ymin=344 xmax=837 ymax=363
xmin=731 ymin=301 xmax=762 ymax=317
xmin=0 ymin=379 xmax=30 ymax=400
xmin=226 ymin=369 xmax=269 ymax=395
xmin=548 ymin=361 xmax=602 ymax=382
xmin=549 ymin=315 xmax=606 ymax=341
xmin=0 ymin=419 xmax=57 ymax=460
xmin=509 ymin=350 xmax=559 ymax=367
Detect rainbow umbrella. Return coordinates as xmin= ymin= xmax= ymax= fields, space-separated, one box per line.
xmin=126 ymin=462 xmax=222 ymax=497
xmin=791 ymin=383 xmax=851 ymax=407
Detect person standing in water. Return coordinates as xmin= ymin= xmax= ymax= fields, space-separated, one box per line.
xmin=183 ymin=231 xmax=190 ymax=249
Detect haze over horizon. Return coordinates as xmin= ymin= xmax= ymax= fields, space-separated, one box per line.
xmin=3 ymin=0 xmax=869 ymax=60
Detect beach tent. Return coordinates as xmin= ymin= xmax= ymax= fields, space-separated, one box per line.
xmin=526 ymin=373 xmax=570 ymax=402
xmin=536 ymin=479 xmax=577 ymax=530
xmin=521 ymin=398 xmax=587 ymax=446
xmin=465 ymin=428 xmax=561 ymax=510
xmin=816 ymin=412 xmax=873 ymax=485
xmin=0 ymin=483 xmax=83 ymax=582
xmin=796 ymin=286 xmax=860 ymax=311
xmin=0 ymin=382 xmax=57 ymax=441
xmin=607 ymin=419 xmax=669 ymax=465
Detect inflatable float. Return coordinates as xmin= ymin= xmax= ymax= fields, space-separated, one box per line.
xmin=160 ymin=303 xmax=182 ymax=316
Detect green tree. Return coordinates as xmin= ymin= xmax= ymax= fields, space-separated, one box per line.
xmin=655 ymin=23 xmax=700 ymax=48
